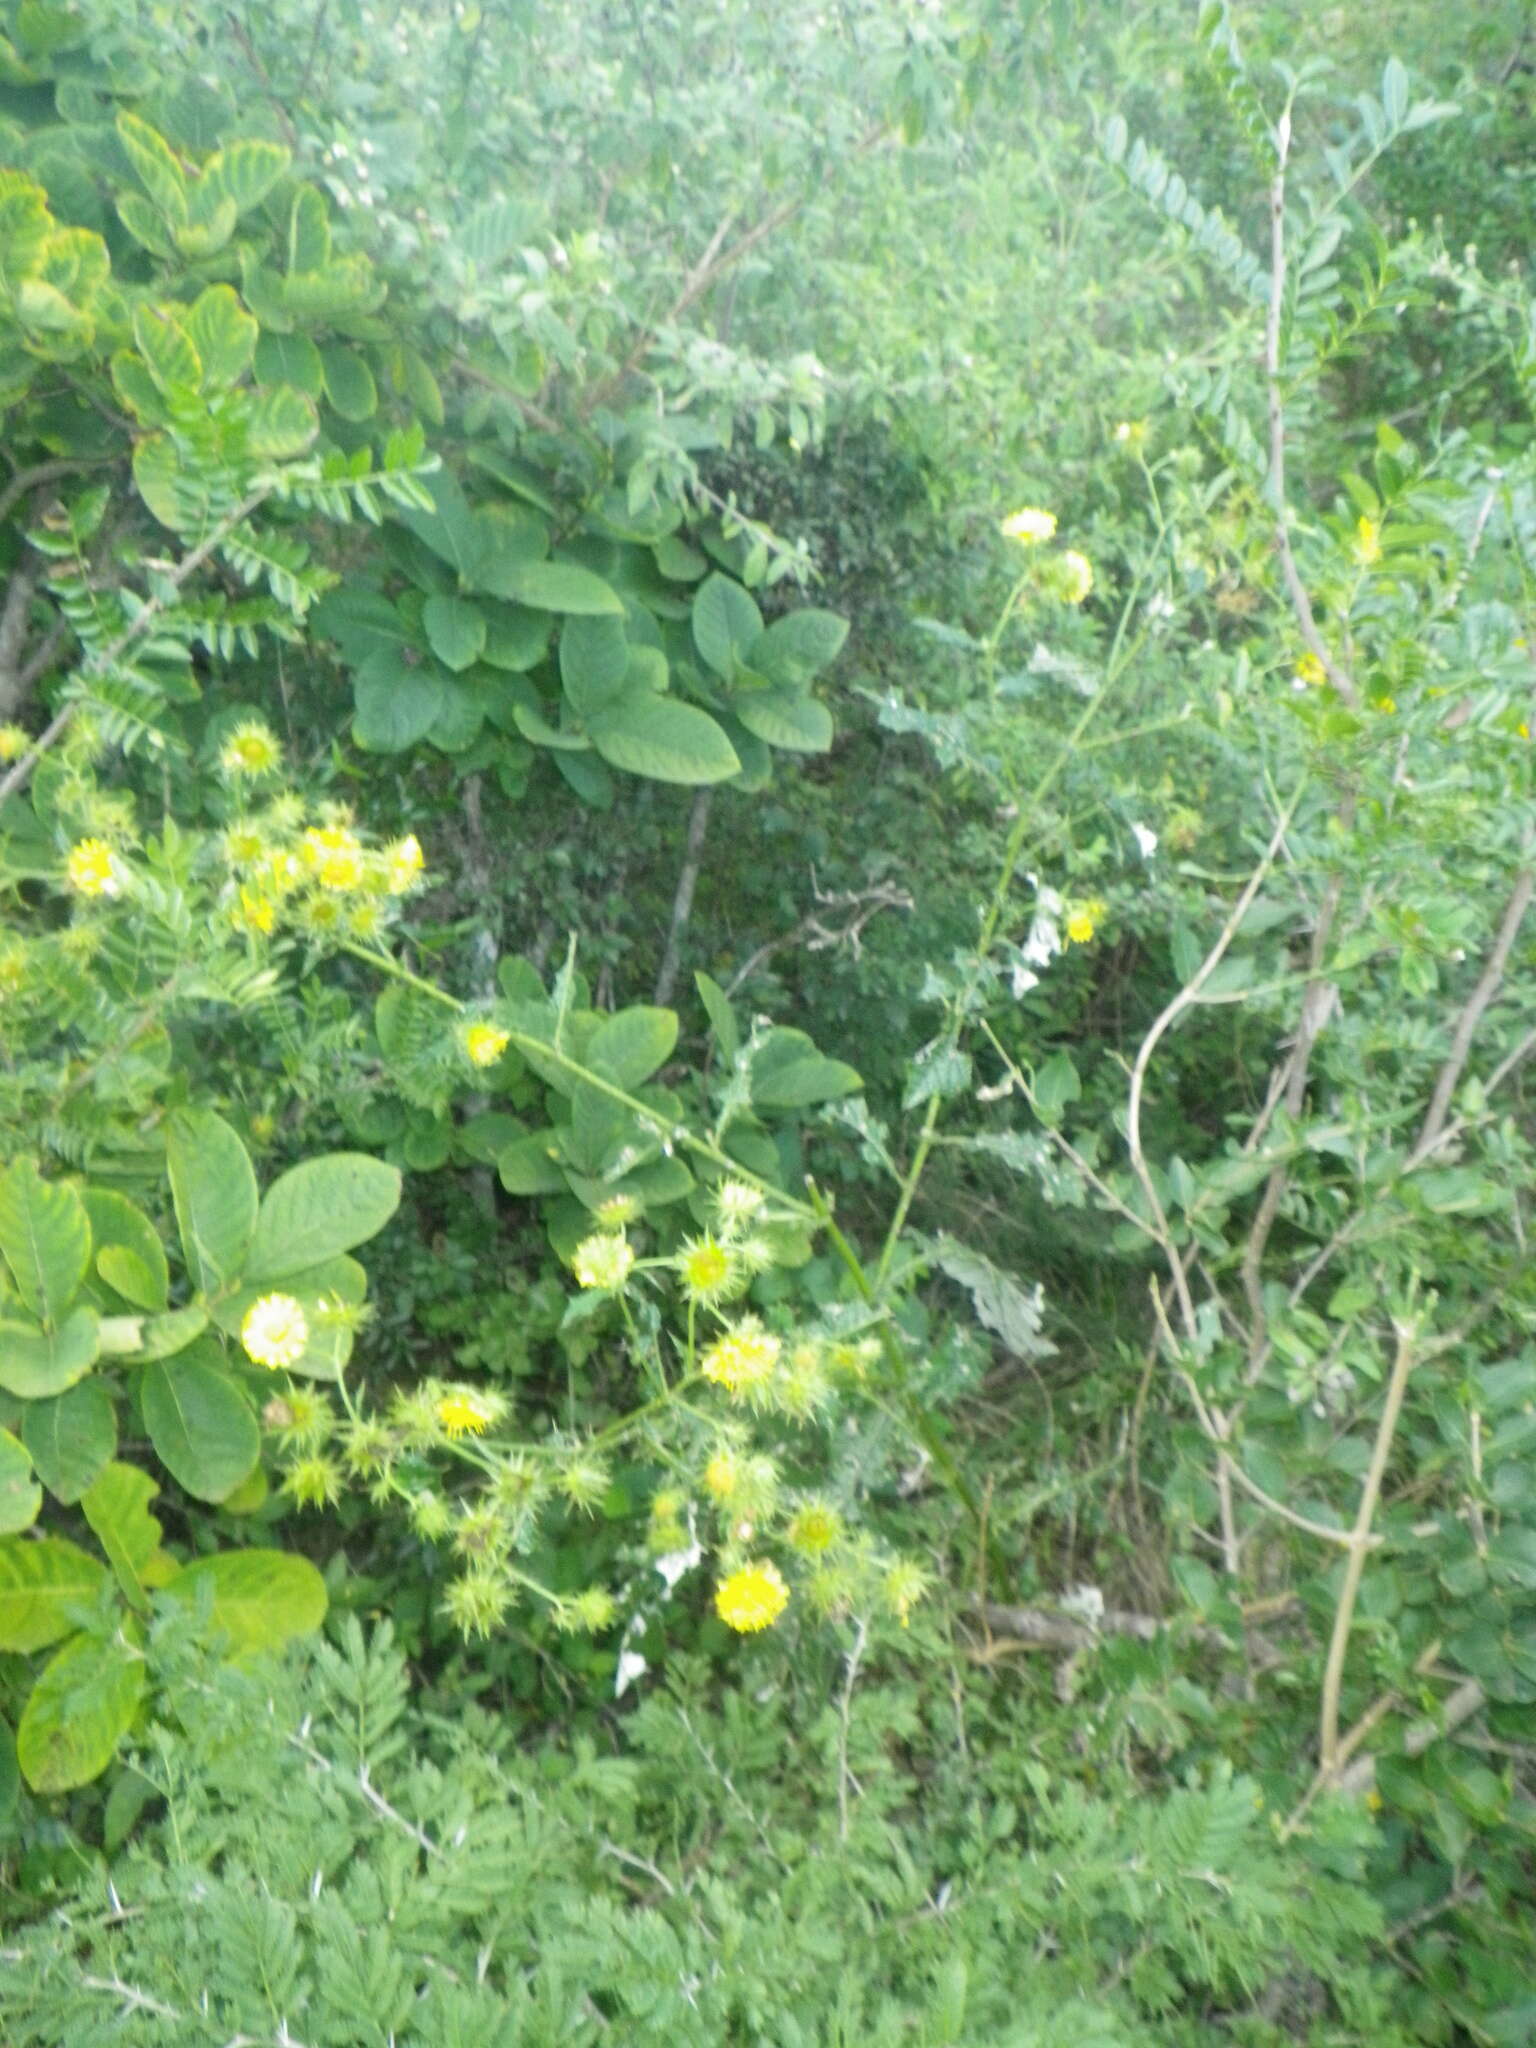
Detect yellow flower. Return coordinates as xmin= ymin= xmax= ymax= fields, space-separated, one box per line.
xmin=0 ymin=724 xmax=29 ymax=762
xmin=302 ymin=824 xmax=363 ymax=891
xmin=219 ymin=720 xmax=282 ymax=778
xmin=678 ymin=1235 xmax=735 ymax=1305
xmin=266 ymin=849 xmax=303 ymax=895
xmin=883 ymin=1559 xmax=931 ymax=1628
xmin=786 ymin=1501 xmax=842 ymax=1556
xmin=1000 ymin=507 xmax=1057 ymax=546
xmin=383 ymin=834 xmax=425 ymax=893
xmin=572 ymin=1232 xmax=635 ymax=1291
xmin=223 ymin=825 xmax=265 ymax=868
xmin=1519 ymin=721 xmax=1531 ymax=740
xmin=437 ymin=1390 xmax=493 ymax=1439
xmin=241 ymin=1292 xmax=310 ymax=1369
xmin=1294 ymin=651 xmax=1327 ymax=686
xmin=237 ymin=886 xmax=276 ymax=935
xmin=703 ymin=1451 xmax=740 ymax=1501
xmin=1372 ymin=693 xmax=1397 ymax=714
xmin=65 ymin=838 xmax=124 ymax=898
xmin=701 ymin=1318 xmax=781 ymax=1399
xmin=714 ymin=1560 xmax=789 ymax=1633
xmin=1057 ymin=550 xmax=1094 ymax=604
xmin=464 ymin=1021 xmax=510 ymax=1068
xmin=1064 ymin=896 xmax=1106 ymax=946
xmin=1353 ymin=516 xmax=1382 ymax=566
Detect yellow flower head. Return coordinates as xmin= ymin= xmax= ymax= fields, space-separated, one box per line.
xmin=223 ymin=825 xmax=266 ymax=868
xmin=219 ymin=720 xmax=282 ymax=778
xmin=787 ymin=1501 xmax=842 ymax=1556
xmin=383 ymin=833 xmax=425 ymax=894
xmin=1057 ymin=550 xmax=1094 ymax=605
xmin=464 ymin=1021 xmax=511 ymax=1068
xmin=66 ymin=838 xmax=124 ymax=899
xmin=237 ymin=886 xmax=276 ymax=936
xmin=572 ymin=1232 xmax=635 ymax=1291
xmin=241 ymin=1292 xmax=310 ymax=1370
xmin=1000 ymin=507 xmax=1057 ymax=546
xmin=701 ymin=1318 xmax=781 ymax=1400
xmin=0 ymin=724 xmax=29 ymax=763
xmin=437 ymin=1389 xmax=494 ymax=1439
xmin=303 ymin=824 xmax=364 ymax=891
xmin=267 ymin=849 xmax=303 ymax=895
xmin=703 ymin=1451 xmax=740 ymax=1501
xmin=1372 ymin=692 xmax=1397 ymax=714
xmin=883 ymin=1559 xmax=931 ymax=1628
xmin=594 ymin=1192 xmax=641 ymax=1230
xmin=1064 ymin=896 xmax=1106 ymax=946
xmin=1353 ymin=516 xmax=1382 ymax=566
xmin=715 ymin=1559 xmax=789 ymax=1633
xmin=678 ymin=1235 xmax=735 ymax=1305
xmin=1294 ymin=651 xmax=1327 ymax=686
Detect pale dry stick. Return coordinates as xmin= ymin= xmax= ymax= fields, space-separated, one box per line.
xmin=1265 ymin=109 xmax=1359 ymax=710
xmin=653 ymin=788 xmax=713 ymax=1006
xmin=1127 ymin=796 xmax=1302 ymax=1339
xmin=836 ymin=1616 xmax=869 ymax=1844
xmin=1416 ymin=857 xmax=1535 ymax=1156
xmin=0 ymin=487 xmax=271 ymax=808
xmin=1317 ymin=1318 xmax=1419 ymax=1779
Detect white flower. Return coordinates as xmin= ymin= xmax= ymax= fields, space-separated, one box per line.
xmin=1132 ymin=822 xmax=1159 ymax=860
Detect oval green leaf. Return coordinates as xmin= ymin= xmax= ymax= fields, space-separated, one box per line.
xmin=159 ymin=1548 xmax=327 ymax=1657
xmin=142 ymin=1354 xmax=259 ymax=1504
xmin=246 ymin=1154 xmax=401 ymax=1282
xmin=17 ymin=1625 xmax=145 ymax=1792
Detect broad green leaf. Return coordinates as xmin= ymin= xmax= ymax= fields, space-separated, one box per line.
xmin=21 ymin=1380 xmax=116 ymax=1504
xmin=287 ymin=183 xmax=331 ymax=274
xmin=160 ymin=1548 xmax=326 ymax=1656
xmin=692 ymin=573 xmax=763 ymax=679
xmin=751 ymin=1028 xmax=862 ymax=1110
xmin=553 ymin=745 xmax=615 ymax=810
xmin=253 ymin=329 xmax=323 ymax=396
xmin=137 ymin=1304 xmax=210 ymax=1360
xmin=0 ymin=1430 xmax=40 ymax=1535
xmin=17 ymin=1625 xmax=146 ymax=1792
xmin=354 ymin=647 xmax=448 ymax=750
xmin=490 ymin=560 xmax=624 ymax=615
xmin=748 ymin=608 xmax=848 ymax=686
xmin=200 ymin=137 xmax=289 ymax=217
xmin=81 ymin=1462 xmax=161 ymax=1609
xmin=480 ymin=602 xmax=551 ymax=671
xmin=586 ymin=1007 xmax=679 ymax=1088
xmin=694 ymin=972 xmax=741 ymax=1063
xmin=733 ymin=683 xmax=833 ymax=753
xmin=0 ymin=1306 xmax=99 ymax=1399
xmin=166 ymin=1110 xmax=257 ymax=1296
xmin=132 ymin=433 xmax=210 ymax=533
xmin=83 ymin=1190 xmax=168 ymax=1311
xmin=246 ymin=384 xmax=318 ymax=458
xmin=0 ymin=1534 xmax=106 ymax=1651
xmin=1033 ymin=1050 xmax=1082 ymax=1123
xmin=320 ymin=343 xmax=378 ymax=422
xmin=496 ymin=1132 xmax=571 ymax=1197
xmin=182 ymin=284 xmax=256 ymax=392
xmin=131 ymin=303 xmax=201 ymax=395
xmin=142 ymin=1354 xmax=259 ymax=1504
xmin=116 ymin=111 xmax=187 ymax=221
xmin=589 ymin=692 xmax=740 ymax=785
xmin=422 ymin=594 xmax=487 ymax=672
xmin=654 ymin=534 xmax=707 ymax=581
xmin=560 ymin=613 xmax=630 ymax=718
xmin=246 ymin=1154 xmax=402 ymax=1281
xmin=116 ymin=190 xmax=174 ymax=257
xmin=312 ymin=588 xmax=413 ymax=664
xmin=173 ymin=197 xmax=238 ymax=259
xmin=397 ymin=472 xmax=485 ymax=581
xmin=513 ymin=701 xmax=593 ymax=751
xmin=0 ymin=1158 xmax=91 ymax=1325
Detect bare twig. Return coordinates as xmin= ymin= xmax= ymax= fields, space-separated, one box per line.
xmin=653 ymin=788 xmax=713 ymax=1005
xmin=1415 ymin=859 xmax=1535 ymax=1156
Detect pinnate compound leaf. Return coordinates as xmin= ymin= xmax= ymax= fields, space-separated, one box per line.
xmin=0 ymin=1534 xmax=107 ymax=1652
xmin=17 ymin=1625 xmax=146 ymax=1792
xmin=246 ymin=1154 xmax=402 ymax=1281
xmin=160 ymin=1548 xmax=327 ymax=1656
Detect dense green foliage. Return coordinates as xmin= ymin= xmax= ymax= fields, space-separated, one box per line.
xmin=3 ymin=0 xmax=1536 ymax=2041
